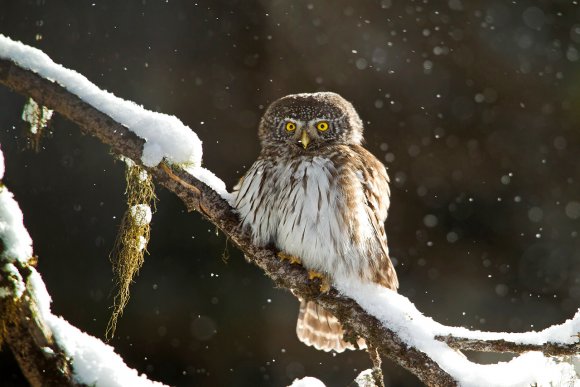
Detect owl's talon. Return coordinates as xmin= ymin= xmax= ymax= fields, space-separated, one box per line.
xmin=308 ymin=270 xmax=331 ymax=293
xmin=277 ymin=252 xmax=302 ymax=265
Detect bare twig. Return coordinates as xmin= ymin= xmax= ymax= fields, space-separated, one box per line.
xmin=368 ymin=345 xmax=385 ymax=387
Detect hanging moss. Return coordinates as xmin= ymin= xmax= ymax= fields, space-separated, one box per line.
xmin=106 ymin=161 xmax=156 ymax=339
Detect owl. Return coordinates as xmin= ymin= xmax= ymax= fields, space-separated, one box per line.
xmin=233 ymin=92 xmax=398 ymax=352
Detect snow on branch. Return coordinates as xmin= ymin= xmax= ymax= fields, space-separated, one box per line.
xmin=338 ymin=278 xmax=579 ymax=386
xmin=0 ymin=35 xmax=200 ymax=168
xmin=1 ymin=34 xmax=579 ymax=386
xmin=0 ymin=146 xmax=166 ymax=386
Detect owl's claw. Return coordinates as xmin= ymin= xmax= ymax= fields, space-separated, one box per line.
xmin=277 ymin=252 xmax=302 ymax=265
xmin=308 ymin=270 xmax=331 ymax=293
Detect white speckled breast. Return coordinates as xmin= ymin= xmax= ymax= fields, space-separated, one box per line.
xmin=234 ymin=154 xmax=378 ymax=281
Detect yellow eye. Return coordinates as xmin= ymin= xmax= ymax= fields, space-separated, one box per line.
xmin=285 ymin=121 xmax=296 ymax=131
xmin=316 ymin=121 xmax=329 ymax=131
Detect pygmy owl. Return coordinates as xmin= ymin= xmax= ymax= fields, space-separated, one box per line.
xmin=234 ymin=92 xmax=398 ymax=352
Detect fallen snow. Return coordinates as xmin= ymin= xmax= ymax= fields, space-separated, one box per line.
xmin=337 ymin=276 xmax=579 ymax=387
xmin=354 ymin=369 xmax=375 ymax=387
xmin=288 ymin=376 xmax=326 ymax=387
xmin=0 ymin=34 xmax=200 ymax=168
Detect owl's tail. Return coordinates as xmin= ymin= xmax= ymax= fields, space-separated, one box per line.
xmin=296 ymin=300 xmax=366 ymax=352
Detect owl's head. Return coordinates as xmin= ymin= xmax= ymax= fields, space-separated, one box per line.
xmin=258 ymin=92 xmax=364 ymax=151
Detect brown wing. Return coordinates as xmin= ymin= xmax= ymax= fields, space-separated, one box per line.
xmin=296 ymin=299 xmax=366 ymax=352
xmin=354 ymin=145 xmax=399 ymax=290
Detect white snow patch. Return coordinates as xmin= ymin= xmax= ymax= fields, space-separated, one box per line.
xmin=27 ymin=267 xmax=52 ymax=318
xmin=137 ymin=235 xmax=147 ymax=252
xmin=0 ymin=145 xmax=4 ymax=179
xmin=288 ymin=376 xmax=326 ymax=387
xmin=28 ymin=260 xmax=166 ymax=386
xmin=48 ymin=315 xmax=166 ymax=386
xmin=130 ymin=204 xmax=152 ymax=226
xmin=0 ymin=34 xmax=202 ymax=168
xmin=183 ymin=165 xmax=233 ymax=203
xmin=0 ymin=187 xmax=33 ymax=263
xmin=2 ymin=262 xmax=25 ymax=299
xmin=354 ymin=369 xmax=375 ymax=387
xmin=437 ymin=308 xmax=580 ymax=346
xmin=337 ymin=276 xmax=579 ymax=387
xmin=138 ymin=169 xmax=149 ymax=182
xmin=22 ymin=97 xmax=53 ymax=134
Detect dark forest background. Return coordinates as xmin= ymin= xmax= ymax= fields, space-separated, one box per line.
xmin=1 ymin=1 xmax=580 ymax=386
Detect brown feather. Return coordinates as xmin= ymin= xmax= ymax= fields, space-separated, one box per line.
xmin=296 ymin=300 xmax=366 ymax=353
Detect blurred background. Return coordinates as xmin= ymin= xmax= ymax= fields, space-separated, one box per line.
xmin=1 ymin=0 xmax=580 ymax=386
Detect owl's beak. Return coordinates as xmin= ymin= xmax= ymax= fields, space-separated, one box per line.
xmin=300 ymin=130 xmax=310 ymax=149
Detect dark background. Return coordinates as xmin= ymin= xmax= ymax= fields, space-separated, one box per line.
xmin=1 ymin=1 xmax=580 ymax=386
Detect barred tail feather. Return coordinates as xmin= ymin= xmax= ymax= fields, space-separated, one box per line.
xmin=296 ymin=300 xmax=366 ymax=352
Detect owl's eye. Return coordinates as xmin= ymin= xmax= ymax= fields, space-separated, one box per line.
xmin=316 ymin=121 xmax=329 ymax=131
xmin=285 ymin=121 xmax=297 ymax=132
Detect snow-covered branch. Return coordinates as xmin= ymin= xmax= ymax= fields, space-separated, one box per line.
xmin=1 ymin=35 xmax=578 ymax=386
xmin=0 ymin=147 xmax=166 ymax=386
xmin=439 ymin=335 xmax=580 ymax=356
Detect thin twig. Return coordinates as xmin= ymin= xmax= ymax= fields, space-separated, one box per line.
xmin=368 ymin=345 xmax=385 ymax=387
xmin=437 ymin=335 xmax=580 ymax=356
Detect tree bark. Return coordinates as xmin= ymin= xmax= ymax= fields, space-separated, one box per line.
xmin=438 ymin=335 xmax=580 ymax=356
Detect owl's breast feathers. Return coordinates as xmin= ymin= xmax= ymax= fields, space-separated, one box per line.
xmin=234 ymin=144 xmax=398 ymax=290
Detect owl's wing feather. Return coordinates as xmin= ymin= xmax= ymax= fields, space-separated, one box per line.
xmin=296 ymin=299 xmax=366 ymax=352
xmin=354 ymin=146 xmax=399 ymax=290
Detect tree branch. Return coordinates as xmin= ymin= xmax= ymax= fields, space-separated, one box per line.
xmin=0 ymin=260 xmax=83 ymax=387
xmin=1 ymin=51 xmax=578 ymax=386
xmin=437 ymin=335 xmax=580 ymax=356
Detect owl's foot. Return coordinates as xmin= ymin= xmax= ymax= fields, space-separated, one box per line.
xmin=308 ymin=270 xmax=331 ymax=293
xmin=277 ymin=251 xmax=302 ymax=265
